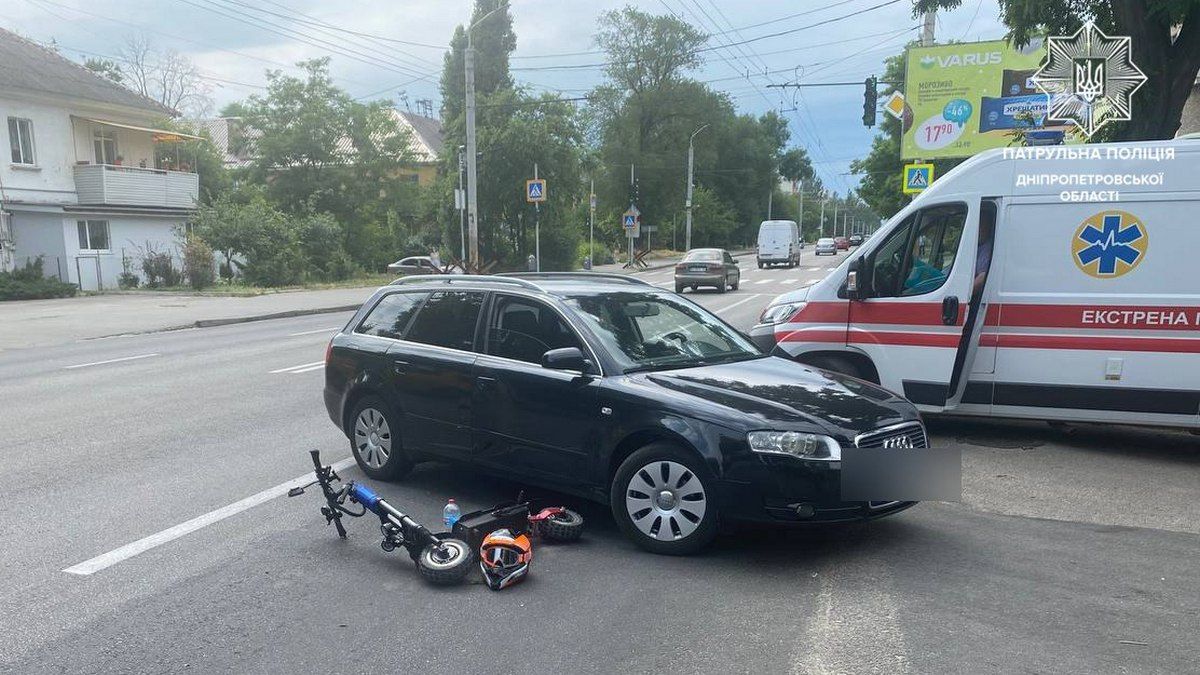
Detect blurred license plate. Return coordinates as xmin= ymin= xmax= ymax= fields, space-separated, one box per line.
xmin=688 ymin=265 xmax=707 ymax=272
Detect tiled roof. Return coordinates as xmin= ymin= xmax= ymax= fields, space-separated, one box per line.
xmin=0 ymin=26 xmax=174 ymax=115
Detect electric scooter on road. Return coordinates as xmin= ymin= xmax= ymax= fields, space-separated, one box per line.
xmin=290 ymin=450 xmax=475 ymax=585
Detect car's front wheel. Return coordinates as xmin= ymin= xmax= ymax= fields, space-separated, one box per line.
xmin=611 ymin=443 xmax=718 ymax=555
xmin=348 ymin=396 xmax=412 ymax=480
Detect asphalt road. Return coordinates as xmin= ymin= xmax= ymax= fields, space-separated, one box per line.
xmin=2 ymin=248 xmax=1198 ymax=674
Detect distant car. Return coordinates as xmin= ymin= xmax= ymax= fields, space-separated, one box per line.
xmin=849 ymin=234 xmax=864 ymax=246
xmin=815 ymin=238 xmax=837 ymax=255
xmin=675 ymin=248 xmax=740 ymax=293
xmin=834 ymin=236 xmax=850 ymax=250
xmin=387 ymin=256 xmax=463 ymax=276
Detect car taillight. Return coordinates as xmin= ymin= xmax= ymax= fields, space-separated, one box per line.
xmin=325 ymin=339 xmax=334 ymax=364
xmin=675 ymin=263 xmax=686 ymax=272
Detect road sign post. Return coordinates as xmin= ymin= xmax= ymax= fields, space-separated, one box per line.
xmin=527 ymin=170 xmax=546 ymax=271
xmin=622 ymin=205 xmax=641 ymax=269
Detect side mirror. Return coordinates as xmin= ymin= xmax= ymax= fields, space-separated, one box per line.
xmin=541 ymin=347 xmax=593 ymax=374
xmin=846 ymin=258 xmax=863 ymax=300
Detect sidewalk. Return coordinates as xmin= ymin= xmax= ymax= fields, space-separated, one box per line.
xmin=0 ymin=285 xmax=381 ymax=351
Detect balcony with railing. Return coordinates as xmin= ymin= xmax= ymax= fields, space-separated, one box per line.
xmin=73 ymin=163 xmax=199 ymax=210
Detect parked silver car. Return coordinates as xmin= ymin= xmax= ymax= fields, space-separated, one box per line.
xmin=814 ymin=237 xmax=837 ymax=256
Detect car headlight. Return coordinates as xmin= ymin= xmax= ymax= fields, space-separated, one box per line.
xmin=748 ymin=431 xmax=841 ymax=460
xmin=758 ymin=302 xmax=805 ymax=325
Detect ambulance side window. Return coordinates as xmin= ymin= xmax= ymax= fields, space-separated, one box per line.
xmin=900 ymin=204 xmax=967 ymax=297
xmin=868 ymin=214 xmax=916 ymax=297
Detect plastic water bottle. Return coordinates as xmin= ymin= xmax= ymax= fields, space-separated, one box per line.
xmin=443 ymin=498 xmax=461 ymax=528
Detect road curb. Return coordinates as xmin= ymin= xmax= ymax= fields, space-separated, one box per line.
xmin=192 ymin=305 xmax=360 ymax=328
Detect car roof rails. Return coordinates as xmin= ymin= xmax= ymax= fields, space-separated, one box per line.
xmin=389 ymin=274 xmax=543 ymax=291
xmin=498 ymin=272 xmax=655 ymax=287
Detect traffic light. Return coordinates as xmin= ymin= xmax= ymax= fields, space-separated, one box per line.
xmin=862 ymin=77 xmax=878 ymax=127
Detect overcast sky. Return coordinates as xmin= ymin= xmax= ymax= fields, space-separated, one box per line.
xmin=4 ymin=0 xmax=1007 ymax=194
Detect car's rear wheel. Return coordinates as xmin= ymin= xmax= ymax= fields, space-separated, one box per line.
xmin=675 ymin=283 xmax=685 ymax=293
xmin=611 ymin=443 xmax=718 ymax=555
xmin=348 ymin=396 xmax=412 ymax=480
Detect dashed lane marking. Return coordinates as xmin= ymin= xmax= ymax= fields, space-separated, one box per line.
xmin=270 ymin=360 xmax=325 ymax=374
xmin=63 ymin=353 xmax=160 ymax=370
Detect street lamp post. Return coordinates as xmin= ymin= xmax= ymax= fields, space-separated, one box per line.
xmin=464 ymin=6 xmax=502 ymax=272
xmin=685 ymin=123 xmax=709 ymax=252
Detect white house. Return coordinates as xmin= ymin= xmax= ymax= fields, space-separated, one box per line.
xmin=0 ymin=27 xmax=201 ymax=290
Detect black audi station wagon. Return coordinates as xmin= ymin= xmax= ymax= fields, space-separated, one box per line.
xmin=324 ymin=273 xmax=926 ymax=554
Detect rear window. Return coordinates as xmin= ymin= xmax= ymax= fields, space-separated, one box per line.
xmin=404 ymin=291 xmax=484 ymax=351
xmin=356 ymin=292 xmax=427 ymax=339
xmin=818 ymin=238 xmax=835 ymax=245
xmin=684 ymin=250 xmax=721 ymax=262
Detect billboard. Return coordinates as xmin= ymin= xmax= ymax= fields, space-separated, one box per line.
xmin=901 ymin=39 xmax=1077 ymax=160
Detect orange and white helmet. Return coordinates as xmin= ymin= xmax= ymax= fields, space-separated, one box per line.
xmin=479 ymin=529 xmax=532 ymax=590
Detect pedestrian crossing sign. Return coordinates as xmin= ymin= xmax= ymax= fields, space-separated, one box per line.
xmin=526 ymin=179 xmax=547 ymax=203
xmin=902 ymin=163 xmax=934 ymax=194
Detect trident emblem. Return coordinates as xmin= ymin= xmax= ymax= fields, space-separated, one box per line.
xmin=1073 ymin=58 xmax=1106 ymax=103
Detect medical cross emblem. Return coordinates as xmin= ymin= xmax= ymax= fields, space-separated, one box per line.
xmin=1072 ymin=211 xmax=1148 ymax=278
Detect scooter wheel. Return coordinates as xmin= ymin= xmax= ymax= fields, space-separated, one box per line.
xmin=537 ymin=509 xmax=584 ymax=543
xmin=416 ymin=539 xmax=474 ymax=585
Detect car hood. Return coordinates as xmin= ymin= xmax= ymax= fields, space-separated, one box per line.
xmin=765 ymin=285 xmax=810 ymax=308
xmin=637 ymin=356 xmax=915 ymax=438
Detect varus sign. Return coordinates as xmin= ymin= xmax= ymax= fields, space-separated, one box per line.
xmin=918 ymin=51 xmax=1003 ymax=69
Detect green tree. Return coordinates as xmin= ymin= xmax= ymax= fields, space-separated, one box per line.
xmin=437 ymin=3 xmax=586 ymax=270
xmin=236 ymin=58 xmax=419 ymax=270
xmin=152 ymin=118 xmax=231 ymax=204
xmin=916 ymin=0 xmax=1200 ymax=140
xmin=83 ymin=57 xmax=123 ymax=83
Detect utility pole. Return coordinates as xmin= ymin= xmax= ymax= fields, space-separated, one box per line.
xmin=457 ymin=146 xmax=466 ymax=263
xmin=921 ymin=9 xmax=936 ymax=46
xmin=767 ymin=190 xmax=773 ymax=220
xmin=629 ymin=163 xmax=635 ymax=266
xmin=796 ymin=180 xmax=804 ymax=239
xmin=832 ymin=198 xmax=839 ymax=239
xmin=464 ymin=6 xmax=501 ymax=272
xmin=819 ymin=198 xmax=826 ymax=237
xmin=685 ymin=123 xmax=709 ymax=252
xmin=588 ymin=178 xmax=595 ymax=268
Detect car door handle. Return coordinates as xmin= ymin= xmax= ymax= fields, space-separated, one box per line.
xmin=942 ymin=296 xmax=960 ymax=326
xmin=476 ymin=375 xmax=497 ymax=387
xmin=392 ymin=360 xmax=409 ymax=374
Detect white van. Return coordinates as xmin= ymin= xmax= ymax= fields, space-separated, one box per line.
xmin=756 ymin=220 xmax=802 ymax=268
xmin=751 ymin=141 xmax=1199 ymax=429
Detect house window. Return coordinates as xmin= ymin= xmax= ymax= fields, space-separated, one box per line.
xmin=93 ymin=129 xmax=118 ymax=165
xmin=8 ymin=117 xmax=35 ymax=165
xmin=77 ymin=220 xmax=111 ymax=252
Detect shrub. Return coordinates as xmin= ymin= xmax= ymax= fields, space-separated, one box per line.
xmin=182 ymin=236 xmax=216 ymax=290
xmin=0 ymin=257 xmax=78 ymax=300
xmin=118 ymin=254 xmax=139 ymax=289
xmin=577 ymin=241 xmax=614 ymax=267
xmin=141 ymin=248 xmax=181 ymax=288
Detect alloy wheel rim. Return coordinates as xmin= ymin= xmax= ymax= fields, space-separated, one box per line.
xmin=353 ymin=408 xmax=392 ymax=468
xmin=625 ymin=460 xmax=707 ymax=541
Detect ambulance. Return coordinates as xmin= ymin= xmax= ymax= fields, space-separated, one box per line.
xmin=750 ymin=141 xmax=1199 ymax=429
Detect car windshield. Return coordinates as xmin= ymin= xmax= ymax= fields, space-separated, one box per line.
xmin=683 ymin=250 xmax=722 ymax=262
xmin=563 ymin=292 xmax=761 ymax=373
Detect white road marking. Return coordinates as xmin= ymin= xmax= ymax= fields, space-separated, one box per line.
xmin=781 ymin=278 xmax=799 ymax=285
xmin=793 ymin=555 xmax=912 ymax=675
xmin=270 ymin=360 xmax=325 ymax=374
xmin=63 ymin=353 xmax=160 ymax=370
xmin=63 ymin=457 xmax=357 ymax=576
xmin=713 ymin=294 xmax=763 ymax=314
xmin=753 ymin=279 xmax=773 ymax=285
xmin=288 ymin=327 xmax=339 ymax=336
